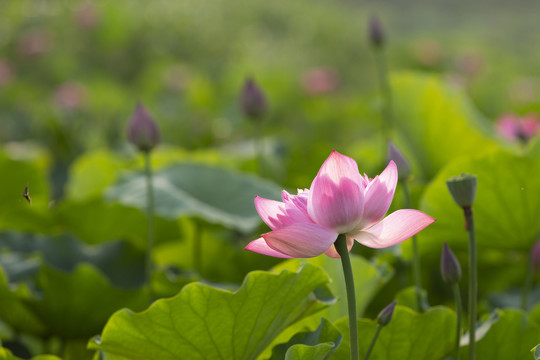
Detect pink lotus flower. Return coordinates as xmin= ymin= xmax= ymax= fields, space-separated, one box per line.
xmin=246 ymin=150 xmax=435 ymax=258
xmin=496 ymin=113 xmax=540 ymax=142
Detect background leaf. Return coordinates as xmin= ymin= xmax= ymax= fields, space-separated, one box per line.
xmin=461 ymin=309 xmax=540 ymax=360
xmin=269 ymin=318 xmax=341 ymax=360
xmin=391 ymin=72 xmax=500 ymax=179
xmin=419 ymin=150 xmax=540 ymax=253
xmin=106 ymin=162 xmax=282 ymax=233
xmin=334 ymin=305 xmax=456 ymax=360
xmin=91 ymin=264 xmax=335 ymax=360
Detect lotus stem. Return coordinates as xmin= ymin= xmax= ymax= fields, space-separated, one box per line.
xmin=364 ymin=324 xmax=382 ymax=360
xmin=400 ymin=180 xmax=424 ymax=311
xmin=452 ymin=283 xmax=462 ymax=360
xmin=521 ymin=250 xmax=534 ymax=311
xmin=335 ymin=234 xmax=359 ymax=360
xmin=374 ymin=48 xmax=393 ymax=139
xmin=193 ymin=218 xmax=203 ymax=274
xmin=144 ymin=151 xmax=155 ymax=300
xmin=464 ymin=206 xmax=476 ymax=360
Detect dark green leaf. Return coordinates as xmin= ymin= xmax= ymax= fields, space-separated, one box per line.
xmin=106 ymin=162 xmax=282 ymax=233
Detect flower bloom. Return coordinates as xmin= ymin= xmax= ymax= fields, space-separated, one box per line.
xmin=246 ymin=150 xmax=435 ymax=258
xmin=496 ymin=113 xmax=540 ymax=142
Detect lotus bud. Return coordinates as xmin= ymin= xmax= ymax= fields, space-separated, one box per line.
xmin=368 ymin=15 xmax=385 ymax=49
xmin=441 ymin=242 xmax=462 ymax=284
xmin=239 ymin=78 xmax=267 ymax=120
xmin=532 ymin=239 xmax=540 ymax=274
xmin=446 ymin=174 xmax=477 ymax=208
xmin=127 ymin=102 xmax=160 ymax=152
xmin=387 ymin=142 xmax=411 ymax=181
xmin=377 ymin=301 xmax=396 ymax=326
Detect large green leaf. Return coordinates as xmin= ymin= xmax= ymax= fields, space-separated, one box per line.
xmin=269 ymin=318 xmax=342 ymax=360
xmin=272 ymin=254 xmax=393 ymax=320
xmin=106 ymin=162 xmax=282 ymax=233
xmin=462 ymin=309 xmax=540 ymax=360
xmin=334 ymin=306 xmax=455 ymax=360
xmin=391 ymin=72 xmax=500 ymax=179
xmin=419 ymin=150 xmax=540 ymax=253
xmin=533 ymin=344 xmax=540 ymax=360
xmin=90 ymin=264 xmax=335 ymax=360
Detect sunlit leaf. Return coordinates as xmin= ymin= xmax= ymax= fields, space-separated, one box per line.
xmin=461 ymin=309 xmax=540 ymax=360
xmin=272 ymin=254 xmax=393 ymax=319
xmin=106 ymin=162 xmax=282 ymax=233
xmin=334 ymin=305 xmax=455 ymax=360
xmin=419 ymin=150 xmax=540 ymax=253
xmin=391 ymin=72 xmax=499 ymax=179
xmin=269 ymin=318 xmax=342 ymax=360
xmin=90 ymin=264 xmax=335 ymax=360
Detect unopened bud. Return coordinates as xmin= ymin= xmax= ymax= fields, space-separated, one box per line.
xmin=441 ymin=242 xmax=462 ymax=284
xmin=126 ymin=102 xmax=160 ymax=152
xmin=532 ymin=240 xmax=540 ymax=273
xmin=446 ymin=174 xmax=477 ymax=208
xmin=377 ymin=301 xmax=396 ymax=326
xmin=368 ymin=15 xmax=385 ymax=49
xmin=239 ymin=78 xmax=267 ymax=120
xmin=387 ymin=142 xmax=411 ymax=181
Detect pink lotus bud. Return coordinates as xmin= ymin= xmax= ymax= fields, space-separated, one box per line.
xmin=377 ymin=301 xmax=396 ymax=326
xmin=532 ymin=240 xmax=540 ymax=273
xmin=440 ymin=243 xmax=462 ymax=284
xmin=127 ymin=103 xmax=160 ymax=152
xmin=239 ymin=78 xmax=267 ymax=120
xmin=368 ymin=15 xmax=385 ymax=49
xmin=387 ymin=142 xmax=411 ymax=181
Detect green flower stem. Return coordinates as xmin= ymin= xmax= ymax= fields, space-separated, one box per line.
xmin=521 ymin=250 xmax=534 ymax=311
xmin=364 ymin=324 xmax=382 ymax=360
xmin=451 ymin=283 xmax=463 ymax=360
xmin=252 ymin=117 xmax=265 ymax=177
xmin=335 ymin=234 xmax=359 ymax=360
xmin=374 ymin=48 xmax=393 ymax=139
xmin=144 ymin=151 xmax=155 ymax=300
xmin=400 ymin=180 xmax=424 ymax=311
xmin=193 ymin=218 xmax=203 ymax=274
xmin=464 ymin=206 xmax=476 ymax=360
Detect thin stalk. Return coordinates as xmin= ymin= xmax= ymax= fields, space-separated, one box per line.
xmin=253 ymin=118 xmax=265 ymax=176
xmin=521 ymin=250 xmax=534 ymax=311
xmin=451 ymin=283 xmax=462 ymax=360
xmin=400 ymin=180 xmax=424 ymax=311
xmin=193 ymin=219 xmax=203 ymax=274
xmin=335 ymin=234 xmax=358 ymax=360
xmin=364 ymin=324 xmax=382 ymax=360
xmin=464 ymin=206 xmax=476 ymax=360
xmin=374 ymin=49 xmax=393 ymax=139
xmin=144 ymin=151 xmax=155 ymax=300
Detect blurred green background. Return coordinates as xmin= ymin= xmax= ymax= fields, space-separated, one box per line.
xmin=2 ymin=0 xmax=540 ymax=195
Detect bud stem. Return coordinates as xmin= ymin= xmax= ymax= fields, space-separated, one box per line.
xmin=464 ymin=206 xmax=477 ymax=360
xmin=521 ymin=249 xmax=534 ymax=311
xmin=400 ymin=180 xmax=426 ymax=311
xmin=451 ymin=283 xmax=463 ymax=360
xmin=364 ymin=324 xmax=382 ymax=360
xmin=193 ymin=218 xmax=203 ymax=274
xmin=374 ymin=49 xmax=393 ymax=139
xmin=144 ymin=151 xmax=155 ymax=302
xmin=335 ymin=234 xmax=358 ymax=360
